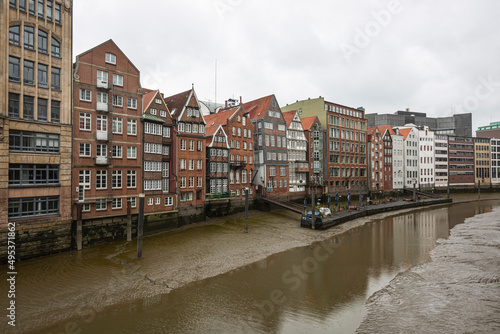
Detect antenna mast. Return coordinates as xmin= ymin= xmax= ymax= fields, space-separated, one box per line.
xmin=215 ymin=59 xmax=217 ymax=110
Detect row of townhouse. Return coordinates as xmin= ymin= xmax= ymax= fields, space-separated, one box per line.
xmin=366 ymin=123 xmax=500 ymax=192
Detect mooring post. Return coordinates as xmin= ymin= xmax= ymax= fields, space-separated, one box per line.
xmin=447 ymin=177 xmax=450 ymax=198
xmin=137 ymin=193 xmax=145 ymax=259
xmin=311 ymin=188 xmax=316 ymax=230
xmin=244 ymin=188 xmax=249 ymax=233
xmin=478 ymin=180 xmax=481 ymax=200
xmin=413 ymin=182 xmax=416 ymax=202
xmin=76 ymin=204 xmax=82 ymax=251
xmin=126 ymin=199 xmax=132 ymax=242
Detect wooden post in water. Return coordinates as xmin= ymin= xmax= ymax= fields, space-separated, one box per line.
xmin=311 ymin=188 xmax=316 ymax=230
xmin=413 ymin=181 xmax=416 ymax=202
xmin=126 ymin=199 xmax=132 ymax=242
xmin=447 ymin=177 xmax=450 ymax=198
xmin=244 ymin=188 xmax=249 ymax=233
xmin=137 ymin=193 xmax=145 ymax=259
xmin=76 ymin=204 xmax=82 ymax=251
xmin=478 ymin=180 xmax=481 ymax=200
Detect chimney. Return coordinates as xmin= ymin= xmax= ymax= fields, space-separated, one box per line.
xmin=225 ymin=100 xmax=228 ymax=108
xmin=240 ymin=96 xmax=242 ymax=104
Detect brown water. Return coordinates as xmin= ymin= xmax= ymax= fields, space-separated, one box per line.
xmin=3 ymin=199 xmax=499 ymax=334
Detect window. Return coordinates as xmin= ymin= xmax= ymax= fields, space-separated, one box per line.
xmin=9 ymin=164 xmax=59 ymax=186
xmin=189 ymin=159 xmax=194 ymax=170
xmin=24 ymin=60 xmax=35 ymax=85
xmin=180 ymin=192 xmax=193 ymax=202
xmin=112 ymin=198 xmax=122 ymax=209
xmin=127 ymin=146 xmax=137 ymax=159
xmin=150 ymin=108 xmax=157 ymax=115
xmin=197 ymin=141 xmax=203 ymax=151
xmin=80 ymin=89 xmax=91 ymax=102
xmin=9 ymin=93 xmax=20 ymax=118
xmin=46 ymin=0 xmax=52 ymax=21
xmin=112 ymin=171 xmax=122 ymax=189
xmin=54 ymin=2 xmax=61 ymax=24
xmin=38 ymin=0 xmax=44 ymax=17
xmin=51 ymin=67 xmax=60 ymax=90
xmin=127 ymin=119 xmax=137 ymax=135
xmin=9 ymin=56 xmax=20 ymax=82
xmin=127 ymin=197 xmax=137 ymax=208
xmin=127 ymin=98 xmax=137 ymax=109
xmin=24 ymin=26 xmax=35 ymax=49
xmin=163 ymin=127 xmax=171 ymax=138
xmin=113 ymin=95 xmax=123 ymax=107
xmin=180 ymin=177 xmax=186 ymax=188
xmin=112 ymin=145 xmax=122 ymax=158
xmin=97 ymin=70 xmax=108 ymax=84
xmin=79 ymin=170 xmax=91 ymax=190
xmin=8 ymin=196 xmax=59 ymax=218
xmin=96 ymin=115 xmax=107 ymax=132
xmin=37 ymin=98 xmax=48 ymax=121
xmin=96 ymin=170 xmax=107 ymax=189
xmin=79 ymin=143 xmax=91 ymax=157
xmin=147 ymin=198 xmax=154 ymax=206
xmin=95 ymin=199 xmax=107 ymax=211
xmin=165 ymin=197 xmax=173 ymax=206
xmin=180 ymin=159 xmax=186 ymax=170
xmin=197 ymin=177 xmax=202 ymax=188
xmin=197 ymin=160 xmax=202 ymax=170
xmin=38 ymin=29 xmax=48 ymax=53
xmin=127 ymin=170 xmax=136 ymax=188
xmin=38 ymin=63 xmax=48 ymax=88
xmin=189 ymin=140 xmax=195 ymax=151
xmin=51 ymin=37 xmax=60 ymax=57
xmin=23 ymin=95 xmax=34 ymax=120
xmin=113 ymin=74 xmax=123 ymax=86
xmin=180 ymin=139 xmax=186 ymax=150
xmin=155 ymin=197 xmax=161 ymax=205
xmin=9 ymin=26 xmax=20 ymax=45
xmin=112 ymin=117 xmax=123 ymax=134
xmin=79 ymin=112 xmax=91 ymax=130
xmin=160 ymin=110 xmax=167 ymax=117
xmin=96 ymin=144 xmax=106 ymax=157
xmin=105 ymin=53 xmax=116 ymax=64
xmin=29 ymin=0 xmax=35 ymax=15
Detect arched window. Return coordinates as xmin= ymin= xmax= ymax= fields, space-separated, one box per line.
xmin=51 ymin=37 xmax=60 ymax=57
xmin=38 ymin=29 xmax=48 ymax=54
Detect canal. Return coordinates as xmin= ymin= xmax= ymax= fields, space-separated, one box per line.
xmin=3 ymin=197 xmax=500 ymax=333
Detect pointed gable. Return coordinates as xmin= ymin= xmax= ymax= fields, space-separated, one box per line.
xmin=282 ymin=110 xmax=297 ymax=128
xmin=164 ymin=88 xmax=206 ymax=125
xmin=300 ymin=116 xmax=319 ymax=131
xmin=398 ymin=128 xmax=413 ymax=140
xmin=242 ymin=95 xmax=274 ymax=120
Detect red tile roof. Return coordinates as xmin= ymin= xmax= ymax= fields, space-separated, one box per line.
xmin=398 ymin=127 xmax=413 ymax=140
xmin=377 ymin=125 xmax=396 ymax=136
xmin=204 ymin=106 xmax=239 ymax=128
xmin=142 ymin=90 xmax=157 ymax=113
xmin=242 ymin=95 xmax=274 ymax=120
xmin=282 ymin=110 xmax=297 ymax=128
xmin=164 ymin=89 xmax=192 ymax=120
xmin=300 ymin=116 xmax=318 ymax=131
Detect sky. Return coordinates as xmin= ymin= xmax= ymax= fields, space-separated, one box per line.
xmin=73 ymin=0 xmax=500 ymax=135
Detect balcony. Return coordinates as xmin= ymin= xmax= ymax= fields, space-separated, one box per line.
xmin=230 ymin=161 xmax=247 ymax=168
xmin=96 ymin=130 xmax=108 ymax=141
xmin=96 ymin=102 xmax=109 ymax=112
xmin=95 ymin=156 xmax=109 ymax=165
xmin=96 ymin=79 xmax=109 ymax=89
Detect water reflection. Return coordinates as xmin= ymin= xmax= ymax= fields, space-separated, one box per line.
xmin=19 ymin=200 xmax=500 ymax=333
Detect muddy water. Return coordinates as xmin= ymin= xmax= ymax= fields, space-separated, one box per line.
xmin=9 ymin=199 xmax=494 ymax=334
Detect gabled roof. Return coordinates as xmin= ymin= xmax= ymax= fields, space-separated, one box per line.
xmin=163 ymin=89 xmax=192 ymax=120
xmin=206 ymin=124 xmax=229 ymax=148
xmin=242 ymin=95 xmax=274 ymax=120
xmin=300 ymin=116 xmax=319 ymax=131
xmin=282 ymin=110 xmax=297 ymax=128
xmin=398 ymin=127 xmax=413 ymax=140
xmin=204 ymin=106 xmax=240 ymax=128
xmin=142 ymin=90 xmax=157 ymax=113
xmin=142 ymin=113 xmax=165 ymax=123
xmin=378 ymin=125 xmax=396 ymax=136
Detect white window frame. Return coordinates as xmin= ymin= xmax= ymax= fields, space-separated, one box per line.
xmin=79 ymin=143 xmax=91 ymax=157
xmin=105 ymin=53 xmax=116 ymax=65
xmin=127 ymin=146 xmax=137 ymax=159
xmin=127 ymin=119 xmax=137 ymax=135
xmin=79 ymin=89 xmax=91 ymax=102
xmin=113 ymin=74 xmax=123 ymax=86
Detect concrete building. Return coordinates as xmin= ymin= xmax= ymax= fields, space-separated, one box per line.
xmin=164 ymin=87 xmax=206 ymax=208
xmin=283 ymin=110 xmax=308 ymax=194
xmin=2 ymin=0 xmax=73 ymax=227
xmin=397 ymin=127 xmax=419 ymax=188
xmin=391 ymin=129 xmax=404 ymax=190
xmin=434 ymin=135 xmax=449 ymax=188
xmin=301 ymin=116 xmax=324 ymax=196
xmin=243 ymin=95 xmax=289 ymax=198
xmin=417 ymin=126 xmax=435 ymax=189
xmin=141 ymin=89 xmax=176 ymax=212
xmin=491 ymin=139 xmax=500 ymax=185
xmin=366 ymin=109 xmax=472 ymax=137
xmin=283 ymin=97 xmax=368 ymax=195
xmin=474 ymin=137 xmax=491 ymax=186
xmin=72 ymin=40 xmax=143 ymax=219
xmin=448 ymin=136 xmax=475 ymax=187
xmin=476 ymin=121 xmax=500 ymax=139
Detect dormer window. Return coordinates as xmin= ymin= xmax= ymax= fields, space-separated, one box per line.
xmin=105 ymin=53 xmax=116 ymax=65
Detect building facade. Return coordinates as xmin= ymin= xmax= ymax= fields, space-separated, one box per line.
xmin=448 ymin=136 xmax=475 ymax=187
xmin=72 ymin=40 xmax=143 ymax=218
xmin=243 ymin=95 xmax=289 ymax=198
xmin=397 ymin=127 xmax=419 ymax=188
xmin=474 ymin=137 xmax=491 ymax=186
xmin=476 ymin=121 xmax=500 ymax=139
xmin=141 ymin=89 xmax=176 ymax=212
xmin=283 ymin=97 xmax=368 ymax=195
xmin=3 ymin=0 xmax=73 ymax=226
xmin=205 ymin=124 xmax=229 ymax=197
xmin=368 ymin=126 xmax=393 ymax=191
xmin=283 ymin=110 xmax=308 ymax=194
xmin=391 ymin=129 xmax=404 ymax=190
xmin=491 ymin=138 xmax=500 ymax=185
xmin=164 ymin=88 xmax=206 ymax=207
xmin=301 ymin=116 xmax=324 ymax=195
xmin=434 ymin=135 xmax=449 ymax=188
xmin=418 ymin=126 xmax=435 ymax=188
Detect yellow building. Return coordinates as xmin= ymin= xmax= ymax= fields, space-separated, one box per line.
xmin=1 ymin=1 xmax=72 ymax=234
xmin=474 ymin=137 xmax=491 ymax=186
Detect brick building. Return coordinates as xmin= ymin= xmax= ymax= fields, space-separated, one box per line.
xmin=283 ymin=110 xmax=308 ymax=195
xmin=204 ymin=105 xmax=254 ymax=198
xmin=476 ymin=121 xmax=500 ymax=139
xmin=448 ymin=136 xmax=475 ymax=187
xmin=301 ymin=116 xmax=324 ymax=196
xmin=204 ymin=124 xmax=229 ymax=196
xmin=243 ymin=95 xmax=289 ymax=198
xmin=367 ymin=126 xmax=394 ymax=191
xmin=72 ymin=40 xmax=143 ymax=218
xmin=164 ymin=88 xmax=206 ymax=207
xmin=434 ymin=135 xmax=449 ymax=188
xmin=3 ymin=0 xmax=72 ymax=227
xmin=141 ymin=89 xmax=176 ymax=212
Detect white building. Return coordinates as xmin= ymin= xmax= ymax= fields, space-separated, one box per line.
xmin=283 ymin=110 xmax=308 ymax=193
xmin=418 ymin=126 xmax=435 ymax=188
xmin=396 ymin=126 xmax=419 ymax=188
xmin=391 ymin=129 xmax=404 ymax=190
xmin=492 ymin=138 xmax=500 ymax=185
xmin=435 ymin=135 xmax=449 ymax=187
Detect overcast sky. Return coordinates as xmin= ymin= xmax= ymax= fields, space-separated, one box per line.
xmin=74 ymin=0 xmax=500 ymax=135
